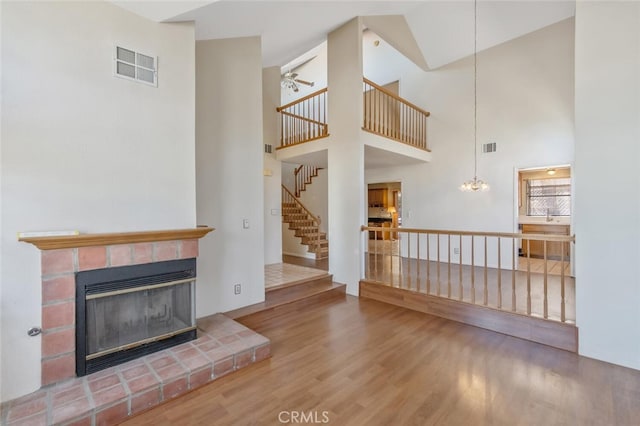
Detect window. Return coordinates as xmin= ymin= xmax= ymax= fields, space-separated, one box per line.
xmin=114 ymin=46 xmax=157 ymax=86
xmin=526 ymin=178 xmax=571 ymax=216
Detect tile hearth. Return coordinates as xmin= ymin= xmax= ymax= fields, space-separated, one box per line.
xmin=1 ymin=314 xmax=270 ymax=426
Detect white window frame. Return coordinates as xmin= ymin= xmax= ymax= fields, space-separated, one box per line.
xmin=113 ymin=46 xmax=158 ymax=87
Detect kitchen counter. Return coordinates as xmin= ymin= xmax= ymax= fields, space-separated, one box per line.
xmin=368 ymin=217 xmax=392 ymax=223
xmin=518 ymin=216 xmax=570 ymax=226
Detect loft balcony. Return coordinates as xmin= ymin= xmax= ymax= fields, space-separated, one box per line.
xmin=275 ymin=78 xmax=432 ymax=167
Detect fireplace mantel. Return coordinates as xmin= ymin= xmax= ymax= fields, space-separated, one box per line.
xmin=19 ymin=226 xmax=214 ymax=250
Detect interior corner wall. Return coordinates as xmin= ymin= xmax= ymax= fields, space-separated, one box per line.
xmin=0 ymin=1 xmax=195 ymax=402
xmin=0 ymin=0 xmax=4 ymax=403
xmin=263 ymin=66 xmax=283 ymax=265
xmin=327 ymin=17 xmax=365 ymax=295
xmin=574 ymin=1 xmax=640 ymax=369
xmin=299 ymin=169 xmax=328 ymax=234
xmin=196 ymin=37 xmax=265 ymax=316
xmin=366 ymin=18 xmax=574 ymax=244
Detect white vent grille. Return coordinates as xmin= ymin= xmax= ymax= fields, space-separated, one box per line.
xmin=114 ymin=46 xmax=157 ymax=87
xmin=482 ymin=142 xmax=497 ymax=153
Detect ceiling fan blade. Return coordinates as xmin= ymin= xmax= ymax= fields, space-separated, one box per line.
xmin=294 ymin=79 xmax=315 ymax=87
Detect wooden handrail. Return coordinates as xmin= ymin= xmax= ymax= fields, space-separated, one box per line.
xmin=282 ymin=185 xmax=321 ymax=226
xmin=280 ymin=110 xmax=328 ymax=127
xmin=277 ymin=87 xmax=328 ymax=112
xmin=360 ymin=226 xmax=575 ymax=242
xmin=363 ymin=77 xmax=430 ymax=117
xmin=277 ymin=88 xmax=328 ymax=148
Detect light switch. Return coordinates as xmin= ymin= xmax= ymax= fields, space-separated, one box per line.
xmin=243 ymin=219 xmax=250 ymax=229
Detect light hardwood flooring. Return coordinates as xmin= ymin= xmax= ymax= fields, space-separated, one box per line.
xmin=122 ymin=296 xmax=640 ymax=425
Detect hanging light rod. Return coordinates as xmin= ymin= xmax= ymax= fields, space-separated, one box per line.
xmin=460 ymin=0 xmax=489 ymax=193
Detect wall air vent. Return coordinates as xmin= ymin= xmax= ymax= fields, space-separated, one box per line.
xmin=114 ymin=46 xmax=157 ymax=87
xmin=264 ymin=144 xmax=273 ymax=154
xmin=482 ymin=142 xmax=497 ymax=153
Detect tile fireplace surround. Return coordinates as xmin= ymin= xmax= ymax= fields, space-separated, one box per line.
xmin=1 ymin=228 xmax=272 ymax=425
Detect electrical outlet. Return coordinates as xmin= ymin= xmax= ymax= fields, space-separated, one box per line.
xmin=454 ymin=247 xmax=460 ymax=255
xmin=234 ymin=284 xmax=241 ymax=295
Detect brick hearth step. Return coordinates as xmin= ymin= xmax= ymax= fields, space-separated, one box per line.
xmin=0 ymin=315 xmax=270 ymax=426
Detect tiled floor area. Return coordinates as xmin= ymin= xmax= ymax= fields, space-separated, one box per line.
xmin=0 ymin=315 xmax=270 ymax=426
xmin=265 ymin=262 xmax=327 ymax=290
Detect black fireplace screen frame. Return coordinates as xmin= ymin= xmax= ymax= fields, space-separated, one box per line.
xmin=75 ymin=258 xmax=197 ymax=376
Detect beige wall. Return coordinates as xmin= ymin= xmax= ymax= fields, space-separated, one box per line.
xmin=263 ymin=67 xmax=283 ymax=265
xmin=0 ymin=1 xmax=196 ymax=401
xmin=574 ymin=0 xmax=640 ymax=370
xmin=195 ymin=37 xmax=265 ymax=316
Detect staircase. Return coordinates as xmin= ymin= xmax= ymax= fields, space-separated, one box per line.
xmin=295 ymin=165 xmax=322 ymax=197
xmin=282 ymin=185 xmax=329 ymax=260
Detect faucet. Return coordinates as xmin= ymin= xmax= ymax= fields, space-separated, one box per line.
xmin=546 ymin=208 xmax=552 ymax=222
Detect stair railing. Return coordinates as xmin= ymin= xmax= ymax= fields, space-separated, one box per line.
xmin=276 ymin=88 xmax=329 ymax=148
xmin=282 ymin=185 xmax=322 ymax=254
xmin=294 ymin=165 xmax=321 ymax=197
xmin=363 ymin=77 xmax=431 ymax=151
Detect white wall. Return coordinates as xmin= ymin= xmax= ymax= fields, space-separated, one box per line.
xmin=263 ymin=67 xmax=283 ymax=265
xmin=196 ymin=37 xmax=265 ymax=316
xmin=327 ymin=18 xmax=365 ymax=295
xmin=299 ymin=169 xmax=328 ymax=234
xmin=282 ymin=162 xmax=297 ymax=193
xmin=0 ymin=0 xmax=4 ymax=402
xmin=0 ymin=1 xmax=196 ymax=402
xmin=366 ymin=18 xmax=575 ymax=268
xmin=574 ymin=1 xmax=640 ymax=370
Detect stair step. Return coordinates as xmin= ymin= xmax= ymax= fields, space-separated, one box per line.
xmin=295 ymin=228 xmax=322 ymax=235
xmin=305 ymin=240 xmax=329 ymax=247
xmin=309 ymin=246 xmax=329 ymax=253
xmin=298 ymin=231 xmax=325 ymax=237
xmin=225 ymin=276 xmax=346 ymax=322
xmin=284 ymin=216 xmax=310 ymax=222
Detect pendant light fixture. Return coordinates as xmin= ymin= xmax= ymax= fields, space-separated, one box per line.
xmin=460 ymin=0 xmax=489 ymax=192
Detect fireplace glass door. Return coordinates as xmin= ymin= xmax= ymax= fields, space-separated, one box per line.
xmin=76 ymin=258 xmax=197 ymax=376
xmin=86 ymin=280 xmax=195 ymax=358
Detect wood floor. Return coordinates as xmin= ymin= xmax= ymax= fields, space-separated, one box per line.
xmin=122 ymin=296 xmax=640 ymax=425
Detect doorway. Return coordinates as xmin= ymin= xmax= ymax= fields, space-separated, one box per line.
xmin=367 ymin=181 xmax=401 ymax=250
xmin=516 ymin=165 xmax=572 ymax=276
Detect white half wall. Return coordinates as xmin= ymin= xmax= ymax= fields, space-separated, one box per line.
xmin=196 ymin=37 xmax=265 ymax=316
xmin=1 ymin=1 xmax=196 ymax=402
xmin=263 ymin=66 xmax=283 ymax=265
xmin=574 ymin=1 xmax=640 ymax=369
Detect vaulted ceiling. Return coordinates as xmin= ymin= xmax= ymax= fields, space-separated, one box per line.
xmin=113 ymin=1 xmax=575 ymax=70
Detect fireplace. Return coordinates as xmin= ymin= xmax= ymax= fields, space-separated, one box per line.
xmin=75 ymin=258 xmax=197 ymax=376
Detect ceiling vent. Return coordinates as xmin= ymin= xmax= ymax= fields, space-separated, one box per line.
xmin=114 ymin=46 xmax=157 ymax=87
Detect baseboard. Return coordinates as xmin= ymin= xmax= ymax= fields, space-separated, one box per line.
xmin=282 ymin=251 xmax=315 ymax=260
